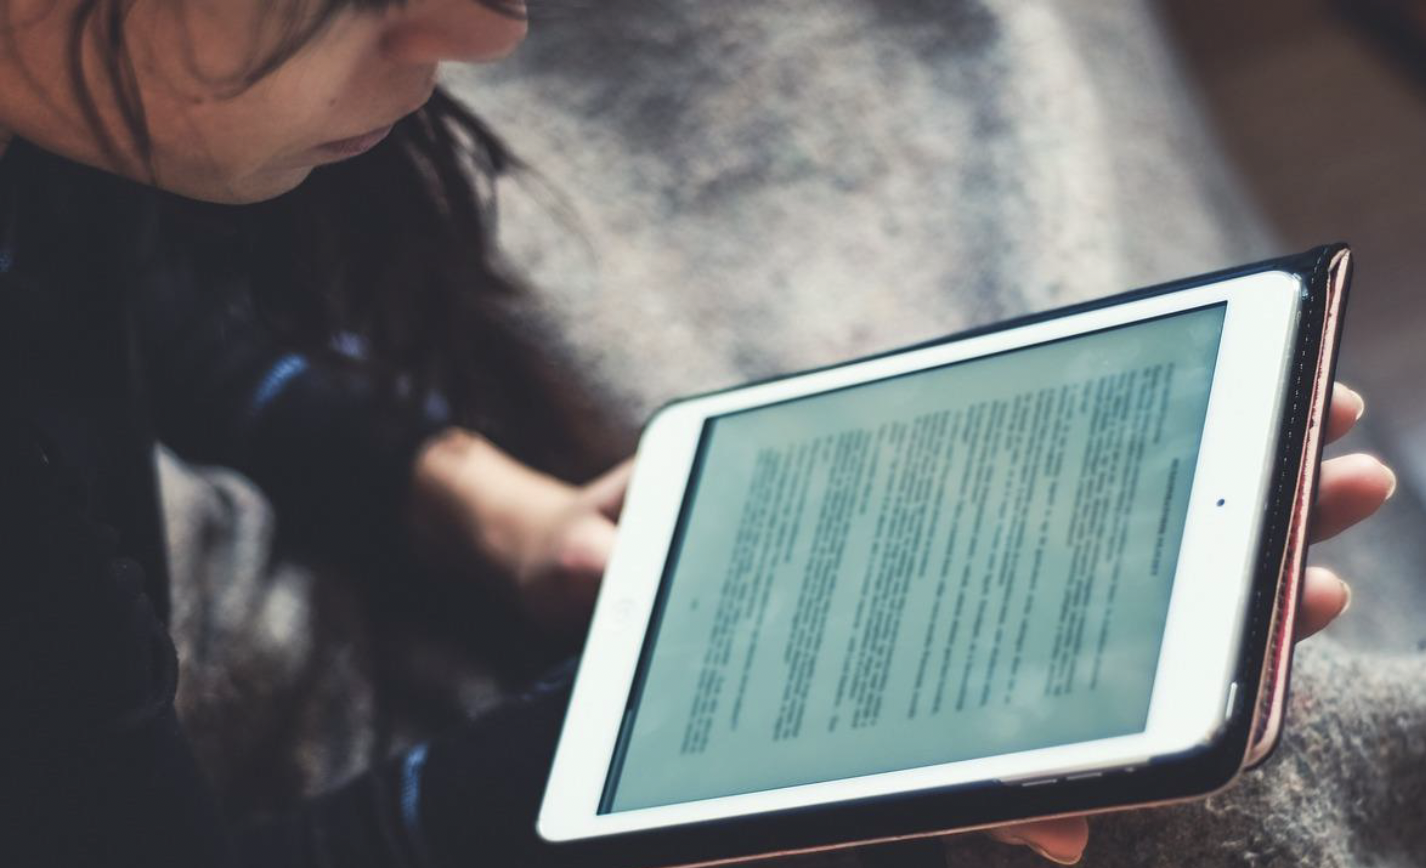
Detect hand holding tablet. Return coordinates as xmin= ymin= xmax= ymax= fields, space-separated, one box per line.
xmin=539 ymin=247 xmax=1366 ymax=867
xmin=982 ymin=384 xmax=1375 ymax=864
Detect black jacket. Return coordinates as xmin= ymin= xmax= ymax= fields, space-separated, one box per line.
xmin=0 ymin=140 xmax=535 ymax=866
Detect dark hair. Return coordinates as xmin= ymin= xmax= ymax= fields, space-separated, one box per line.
xmin=39 ymin=0 xmax=604 ymax=476
xmin=62 ymin=0 xmax=526 ymax=176
xmin=240 ymin=88 xmax=600 ymax=473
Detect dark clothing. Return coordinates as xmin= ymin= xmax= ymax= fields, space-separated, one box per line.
xmin=0 ymin=141 xmax=560 ymax=866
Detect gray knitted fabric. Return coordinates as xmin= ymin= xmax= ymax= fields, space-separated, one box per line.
xmin=160 ymin=447 xmax=508 ymax=816
xmin=160 ymin=1 xmax=1426 ymax=865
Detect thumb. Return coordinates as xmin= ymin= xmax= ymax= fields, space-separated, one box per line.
xmin=560 ymin=512 xmax=620 ymax=579
xmin=586 ymin=457 xmax=635 ymax=521
xmin=986 ymin=816 xmax=1089 ymax=865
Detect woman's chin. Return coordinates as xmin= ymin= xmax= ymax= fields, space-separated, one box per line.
xmin=169 ymin=165 xmax=316 ymax=205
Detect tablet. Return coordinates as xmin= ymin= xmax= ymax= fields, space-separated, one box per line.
xmin=540 ymin=247 xmax=1351 ymax=867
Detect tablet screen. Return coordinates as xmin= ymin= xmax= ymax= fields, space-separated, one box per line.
xmin=602 ymin=304 xmax=1227 ymax=813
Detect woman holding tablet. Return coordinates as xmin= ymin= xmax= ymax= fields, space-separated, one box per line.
xmin=0 ymin=1 xmax=1397 ymax=867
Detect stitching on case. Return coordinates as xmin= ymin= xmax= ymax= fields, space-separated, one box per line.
xmin=1246 ymin=247 xmax=1332 ymax=754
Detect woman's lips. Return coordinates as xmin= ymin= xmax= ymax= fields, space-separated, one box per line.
xmin=316 ymin=124 xmax=394 ymax=159
xmin=309 ymin=85 xmax=434 ymax=163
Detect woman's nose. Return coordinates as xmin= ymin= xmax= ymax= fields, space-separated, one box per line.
xmin=380 ymin=0 xmax=528 ymax=65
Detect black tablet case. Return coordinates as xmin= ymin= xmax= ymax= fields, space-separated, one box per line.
xmin=550 ymin=245 xmax=1353 ymax=868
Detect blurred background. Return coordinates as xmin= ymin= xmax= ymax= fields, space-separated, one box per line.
xmin=1164 ymin=0 xmax=1426 ymax=654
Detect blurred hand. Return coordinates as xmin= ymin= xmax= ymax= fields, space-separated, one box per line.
xmin=410 ymin=428 xmax=632 ymax=639
xmin=506 ymin=458 xmax=633 ymax=637
xmin=980 ymin=382 xmax=1396 ymax=864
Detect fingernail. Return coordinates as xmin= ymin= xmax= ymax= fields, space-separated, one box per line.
xmin=1027 ymin=842 xmax=1083 ymax=865
xmin=1384 ymin=464 xmax=1398 ymax=501
xmin=1347 ymin=386 xmax=1365 ymax=421
xmin=1338 ymin=579 xmax=1353 ymax=616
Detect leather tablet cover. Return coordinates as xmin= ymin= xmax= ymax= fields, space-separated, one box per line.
xmin=1243 ymin=246 xmax=1352 ymax=768
xmin=556 ymin=245 xmax=1353 ymax=868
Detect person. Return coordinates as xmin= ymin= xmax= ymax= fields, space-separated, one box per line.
xmin=0 ymin=1 xmax=1396 ymax=866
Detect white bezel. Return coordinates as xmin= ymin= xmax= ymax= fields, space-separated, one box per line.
xmin=539 ymin=270 xmax=1303 ymax=842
